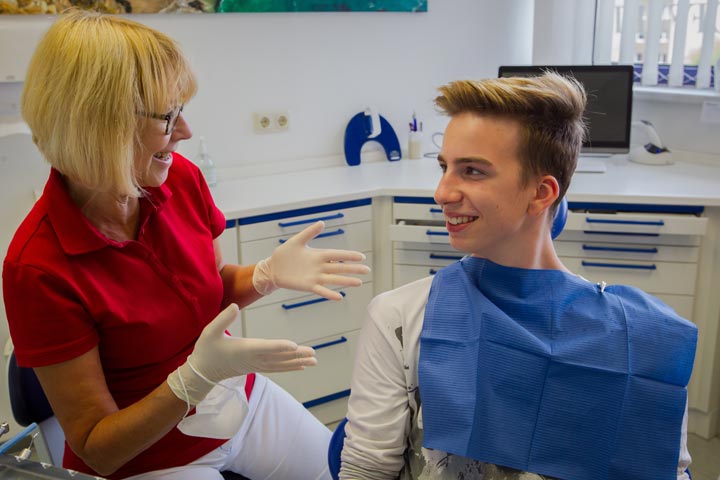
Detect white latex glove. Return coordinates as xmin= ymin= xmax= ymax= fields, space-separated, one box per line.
xmin=167 ymin=304 xmax=316 ymax=405
xmin=253 ymin=221 xmax=371 ymax=301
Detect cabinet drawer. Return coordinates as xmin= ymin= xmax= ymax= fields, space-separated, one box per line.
xmin=218 ymin=223 xmax=239 ymax=266
xmin=239 ymin=203 xmax=371 ymax=242
xmin=555 ymin=230 xmax=702 ymax=247
xmin=389 ymin=224 xmax=450 ymax=244
xmin=394 ymin=248 xmax=464 ymax=267
xmin=654 ymin=294 xmax=694 ymax=321
xmin=393 ymin=241 xmax=458 ymax=253
xmin=563 ymin=211 xmax=707 ymax=237
xmin=239 ymin=283 xmax=373 ymax=344
xmin=561 ymin=257 xmax=698 ymax=296
xmin=554 ymin=241 xmax=699 ymax=263
xmin=240 ymin=221 xmax=372 ymax=263
xmin=265 ymin=329 xmax=359 ymax=406
xmin=248 ymin=253 xmax=374 ymax=309
xmin=393 ymin=264 xmax=440 ymax=289
xmin=393 ymin=202 xmax=444 ymax=222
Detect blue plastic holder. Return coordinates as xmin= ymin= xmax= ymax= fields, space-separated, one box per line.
xmin=343 ymin=112 xmax=401 ymax=166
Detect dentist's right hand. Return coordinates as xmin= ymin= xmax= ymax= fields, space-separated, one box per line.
xmin=167 ymin=303 xmax=316 ymax=405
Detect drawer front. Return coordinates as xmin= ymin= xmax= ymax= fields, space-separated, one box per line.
xmin=555 ymin=230 xmax=701 ymax=247
xmin=393 ymin=264 xmax=439 ymax=289
xmin=239 ymin=204 xmax=372 ymax=242
xmin=389 ymin=224 xmax=450 ymax=244
xmin=308 ymin=396 xmax=349 ymax=426
xmin=393 ymin=202 xmax=444 ymax=222
xmin=554 ymin=241 xmax=700 ymax=263
xmin=560 ymin=257 xmax=698 ymax=296
xmin=240 ymin=283 xmax=372 ymax=344
xmin=654 ymin=294 xmax=694 ymax=321
xmin=265 ymin=329 xmax=359 ymax=406
xmin=240 ymin=221 xmax=372 ymax=263
xmin=249 ymin=253 xmax=374 ymax=309
xmin=564 ymin=211 xmax=707 ymax=236
xmin=394 ymin=248 xmax=464 ymax=267
xmin=393 ymin=241 xmax=458 ymax=253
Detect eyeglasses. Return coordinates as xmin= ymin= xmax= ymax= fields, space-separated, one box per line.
xmin=138 ymin=104 xmax=184 ymax=135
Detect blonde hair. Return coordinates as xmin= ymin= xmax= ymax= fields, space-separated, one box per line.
xmin=435 ymin=72 xmax=587 ymax=207
xmin=21 ymin=9 xmax=198 ymax=197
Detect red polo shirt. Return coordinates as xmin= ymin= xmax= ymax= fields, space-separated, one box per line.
xmin=3 ymin=154 xmax=252 ymax=478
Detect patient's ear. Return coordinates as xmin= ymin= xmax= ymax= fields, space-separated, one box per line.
xmin=528 ymin=175 xmax=559 ymax=217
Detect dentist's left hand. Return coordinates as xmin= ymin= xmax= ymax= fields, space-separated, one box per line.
xmin=252 ymin=221 xmax=371 ymax=301
xmin=167 ymin=304 xmax=316 ymax=405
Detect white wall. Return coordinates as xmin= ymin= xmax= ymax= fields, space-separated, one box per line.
xmin=0 ymin=0 xmax=533 ymax=432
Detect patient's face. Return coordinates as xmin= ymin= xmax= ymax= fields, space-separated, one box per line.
xmin=433 ymin=113 xmax=537 ymax=264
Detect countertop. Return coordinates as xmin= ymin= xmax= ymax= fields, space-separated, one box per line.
xmin=211 ymin=153 xmax=720 ymax=219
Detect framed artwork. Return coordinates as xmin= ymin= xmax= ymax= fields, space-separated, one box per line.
xmin=0 ymin=0 xmax=427 ymax=14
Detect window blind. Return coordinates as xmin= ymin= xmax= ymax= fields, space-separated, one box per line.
xmin=594 ymin=0 xmax=719 ymax=88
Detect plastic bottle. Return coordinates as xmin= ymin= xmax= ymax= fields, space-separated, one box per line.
xmin=196 ymin=136 xmax=217 ymax=187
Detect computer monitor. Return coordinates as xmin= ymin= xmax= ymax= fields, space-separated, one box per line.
xmin=498 ymin=65 xmax=634 ymax=156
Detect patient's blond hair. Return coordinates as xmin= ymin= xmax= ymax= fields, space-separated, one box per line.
xmin=22 ymin=9 xmax=198 ymax=198
xmin=435 ymin=73 xmax=587 ymax=207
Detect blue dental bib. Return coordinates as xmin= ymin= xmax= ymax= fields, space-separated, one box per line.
xmin=418 ymin=257 xmax=697 ymax=480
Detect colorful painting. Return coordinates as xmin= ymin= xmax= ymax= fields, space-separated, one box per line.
xmin=0 ymin=0 xmax=426 ymax=14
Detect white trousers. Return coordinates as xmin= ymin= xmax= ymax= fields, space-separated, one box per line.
xmin=125 ymin=375 xmax=332 ymax=480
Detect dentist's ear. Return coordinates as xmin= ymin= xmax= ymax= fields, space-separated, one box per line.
xmin=528 ymin=175 xmax=559 ymax=217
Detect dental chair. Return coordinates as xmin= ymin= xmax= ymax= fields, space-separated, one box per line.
xmin=6 ymin=350 xmax=249 ymax=480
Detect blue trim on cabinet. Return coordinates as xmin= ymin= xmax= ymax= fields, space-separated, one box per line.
xmin=239 ymin=198 xmax=372 ymax=225
xmin=568 ymin=202 xmax=703 ymax=214
xmin=393 ymin=196 xmax=437 ymax=205
xmin=303 ymin=389 xmax=352 ymax=409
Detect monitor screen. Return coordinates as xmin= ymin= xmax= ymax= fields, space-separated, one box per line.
xmin=498 ymin=65 xmax=634 ymax=154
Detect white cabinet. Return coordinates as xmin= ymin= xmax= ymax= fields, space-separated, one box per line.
xmin=556 ymin=207 xmax=707 ymax=322
xmin=389 ymin=197 xmax=456 ymax=288
xmin=218 ymin=219 xmax=239 ymax=265
xmin=237 ymin=199 xmax=373 ymax=425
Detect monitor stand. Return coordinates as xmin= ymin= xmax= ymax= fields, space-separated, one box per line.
xmin=575 ymin=154 xmax=609 ymax=173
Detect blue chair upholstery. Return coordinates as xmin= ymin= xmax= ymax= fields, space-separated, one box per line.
xmin=327 ymin=417 xmax=348 ymax=480
xmin=551 ymin=196 xmax=568 ymax=240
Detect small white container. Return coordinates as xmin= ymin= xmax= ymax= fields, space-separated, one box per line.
xmin=408 ymin=131 xmax=423 ymax=159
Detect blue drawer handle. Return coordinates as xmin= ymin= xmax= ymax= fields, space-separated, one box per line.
xmin=282 ymin=291 xmax=346 ymax=310
xmin=585 ymin=218 xmax=665 ymax=226
xmin=429 ymin=253 xmax=463 ymax=260
xmin=426 ymin=230 xmax=449 ymax=236
xmin=311 ymin=336 xmax=348 ymax=350
xmin=429 ymin=207 xmax=443 ymax=214
xmin=277 ymin=213 xmax=345 ymax=228
xmin=279 ymin=228 xmax=345 ymax=243
xmin=429 ymin=269 xmax=438 ymax=275
xmin=303 ymin=389 xmax=351 ymax=409
xmin=582 ymin=245 xmax=659 ymax=254
xmin=582 ymin=231 xmax=660 ymax=237
xmin=581 ymin=261 xmax=657 ymax=270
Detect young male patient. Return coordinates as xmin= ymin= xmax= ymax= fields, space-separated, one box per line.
xmin=339 ymin=72 xmax=696 ymax=480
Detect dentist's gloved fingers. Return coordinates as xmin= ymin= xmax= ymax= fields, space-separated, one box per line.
xmin=312 ymin=285 xmax=345 ymax=301
xmin=319 ymin=274 xmax=362 ymax=288
xmin=318 ymin=249 xmax=369 ymax=264
xmin=322 ymin=262 xmax=371 ymax=276
xmin=284 ymin=220 xmax=326 ymax=245
xmin=200 ymin=303 xmax=240 ymax=339
xmin=259 ymin=360 xmax=317 ymax=373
